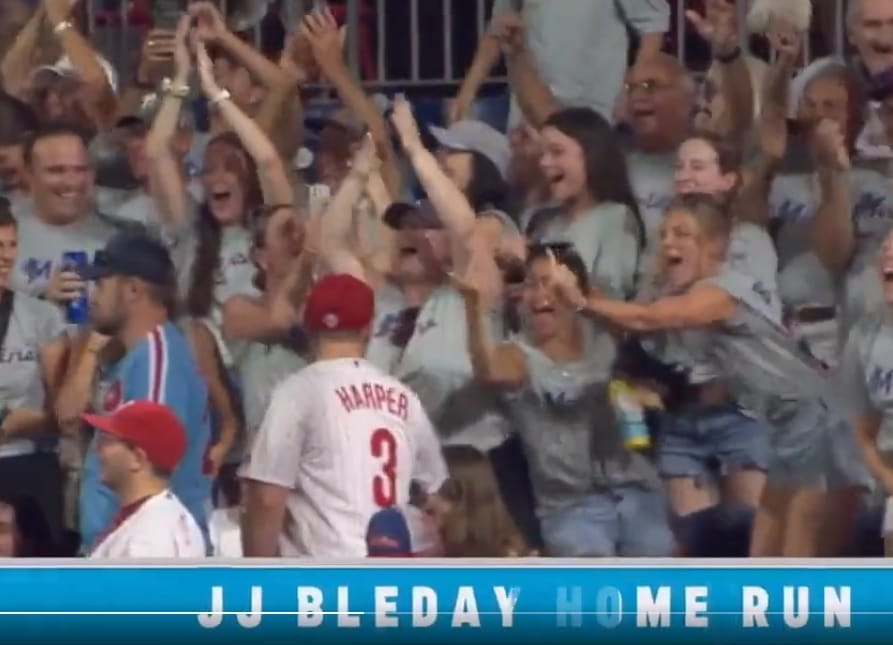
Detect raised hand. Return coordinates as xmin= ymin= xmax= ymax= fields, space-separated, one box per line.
xmin=489 ymin=12 xmax=525 ymax=56
xmin=189 ymin=2 xmax=228 ymax=42
xmin=547 ymin=249 xmax=587 ymax=310
xmin=812 ymin=119 xmax=851 ymax=172
xmin=686 ymin=0 xmax=739 ymax=59
xmin=350 ymin=133 xmax=380 ymax=178
xmin=173 ymin=14 xmax=193 ymax=79
xmin=300 ymin=8 xmax=347 ymax=75
xmin=390 ymin=94 xmax=423 ymax=155
xmin=194 ymin=40 xmax=222 ymax=98
xmin=766 ymin=16 xmax=802 ymax=61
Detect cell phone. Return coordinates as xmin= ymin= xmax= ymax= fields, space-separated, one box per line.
xmin=153 ymin=0 xmax=185 ymax=30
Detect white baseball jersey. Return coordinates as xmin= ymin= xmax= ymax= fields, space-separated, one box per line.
xmin=89 ymin=490 xmax=206 ymax=559
xmin=242 ymin=357 xmax=448 ymax=558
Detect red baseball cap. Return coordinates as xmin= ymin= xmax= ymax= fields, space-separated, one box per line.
xmin=83 ymin=401 xmax=187 ymax=473
xmin=304 ymin=274 xmax=375 ymax=333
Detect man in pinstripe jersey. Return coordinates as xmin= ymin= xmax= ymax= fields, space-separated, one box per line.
xmin=76 ymin=230 xmax=212 ymax=552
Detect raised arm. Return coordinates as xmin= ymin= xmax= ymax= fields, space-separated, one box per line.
xmin=390 ymin=96 xmax=502 ymax=301
xmin=1 ymin=6 xmax=45 ymax=98
xmin=810 ymin=119 xmax=854 ymax=274
xmin=497 ymin=13 xmax=561 ymax=128
xmin=454 ymin=268 xmax=527 ymax=388
xmin=54 ymin=331 xmax=111 ymax=434
xmin=448 ymin=28 xmax=504 ymax=124
xmin=687 ymin=2 xmax=753 ymax=141
xmin=144 ymin=15 xmax=194 ymax=231
xmin=189 ymin=2 xmax=295 ymax=136
xmin=195 ymin=41 xmax=293 ymax=205
xmin=301 ymin=8 xmax=401 ymax=196
xmin=318 ymin=137 xmax=375 ymax=282
xmin=574 ymin=281 xmax=736 ymax=332
xmin=44 ymin=0 xmax=117 ymax=128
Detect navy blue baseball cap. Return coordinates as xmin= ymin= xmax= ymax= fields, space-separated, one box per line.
xmin=80 ymin=229 xmax=176 ymax=286
xmin=366 ymin=507 xmax=413 ymax=557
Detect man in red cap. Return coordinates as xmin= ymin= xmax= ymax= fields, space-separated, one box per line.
xmin=241 ymin=274 xmax=447 ymax=557
xmin=85 ymin=401 xmax=206 ymax=558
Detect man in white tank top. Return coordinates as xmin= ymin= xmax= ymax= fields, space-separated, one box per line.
xmin=85 ymin=400 xmax=205 ymax=558
xmin=241 ymin=274 xmax=448 ymax=557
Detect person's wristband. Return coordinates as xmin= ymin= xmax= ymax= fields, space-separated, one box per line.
xmin=209 ymin=89 xmax=231 ymax=106
xmin=715 ymin=46 xmax=742 ymax=64
xmin=161 ymin=77 xmax=190 ymax=99
xmin=52 ymin=20 xmax=74 ymax=36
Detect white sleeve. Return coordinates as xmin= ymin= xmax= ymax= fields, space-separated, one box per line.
xmin=240 ymin=378 xmax=307 ymax=489
xmin=410 ymin=397 xmax=449 ymax=494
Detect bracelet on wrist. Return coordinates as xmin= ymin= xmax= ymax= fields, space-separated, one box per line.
xmin=209 ymin=89 xmax=231 ymax=107
xmin=52 ymin=20 xmax=74 ymax=36
xmin=715 ymin=46 xmax=742 ymax=64
xmin=160 ymin=77 xmax=190 ymax=99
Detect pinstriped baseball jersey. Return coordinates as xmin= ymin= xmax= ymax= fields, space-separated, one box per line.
xmin=242 ymin=357 xmax=448 ymax=557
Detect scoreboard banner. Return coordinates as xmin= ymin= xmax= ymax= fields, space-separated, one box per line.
xmin=0 ymin=559 xmax=886 ymax=644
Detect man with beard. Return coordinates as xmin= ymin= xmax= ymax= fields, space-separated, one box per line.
xmin=73 ymin=230 xmax=211 ymax=553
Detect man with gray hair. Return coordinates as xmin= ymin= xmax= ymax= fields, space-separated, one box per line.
xmin=848 ymin=0 xmax=893 ymax=100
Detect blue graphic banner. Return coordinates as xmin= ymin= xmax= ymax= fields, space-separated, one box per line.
xmin=0 ymin=560 xmax=888 ymax=643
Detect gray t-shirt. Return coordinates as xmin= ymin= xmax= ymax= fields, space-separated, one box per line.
xmin=495 ymin=0 xmax=669 ymax=124
xmin=536 ymin=201 xmax=641 ymax=299
xmin=11 ymin=212 xmax=117 ymax=298
xmin=0 ymin=292 xmax=66 ymax=452
xmin=769 ymin=172 xmax=839 ymax=309
xmin=840 ymin=307 xmax=893 ymax=452
xmin=238 ymin=341 xmax=306 ymax=455
xmin=365 ymin=283 xmax=511 ymax=452
xmin=507 ymin=324 xmax=659 ymax=515
xmin=679 ymin=269 xmax=830 ymax=419
xmin=625 ymin=147 xmax=675 ymax=297
xmin=839 ymin=165 xmax=893 ymax=334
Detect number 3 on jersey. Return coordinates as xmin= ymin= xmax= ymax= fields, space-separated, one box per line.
xmin=370 ymin=428 xmax=397 ymax=507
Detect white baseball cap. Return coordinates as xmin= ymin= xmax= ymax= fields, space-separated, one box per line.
xmin=429 ymin=120 xmax=511 ymax=181
xmin=34 ymin=54 xmax=119 ymax=94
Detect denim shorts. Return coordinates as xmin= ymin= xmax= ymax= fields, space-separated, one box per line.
xmin=824 ymin=416 xmax=872 ymax=491
xmin=658 ymin=406 xmax=770 ymax=483
xmin=539 ymin=486 xmax=674 ymax=557
xmin=766 ymin=399 xmax=830 ymax=488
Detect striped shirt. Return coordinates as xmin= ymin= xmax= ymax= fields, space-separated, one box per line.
xmin=79 ymin=322 xmax=212 ymax=549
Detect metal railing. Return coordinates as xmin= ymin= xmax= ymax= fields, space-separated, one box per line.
xmin=77 ymin=0 xmax=852 ymax=90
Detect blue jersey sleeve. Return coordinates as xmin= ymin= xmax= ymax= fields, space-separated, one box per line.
xmin=120 ymin=330 xmax=170 ymax=404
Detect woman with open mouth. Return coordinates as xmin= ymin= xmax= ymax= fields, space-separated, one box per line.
xmin=564 ymin=193 xmax=836 ymax=557
xmin=842 ymin=228 xmax=893 ymax=556
xmin=454 ymin=242 xmax=673 ymax=558
xmin=634 ymin=132 xmax=778 ymax=556
xmin=317 ymin=97 xmax=518 ymax=521
xmin=532 ymin=107 xmax=644 ymax=301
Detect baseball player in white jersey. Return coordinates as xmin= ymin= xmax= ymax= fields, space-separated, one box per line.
xmin=85 ymin=401 xmax=205 ymax=558
xmin=240 ymin=273 xmax=448 ymax=557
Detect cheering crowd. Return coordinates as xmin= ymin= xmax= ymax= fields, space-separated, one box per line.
xmin=0 ymin=0 xmax=892 ymax=559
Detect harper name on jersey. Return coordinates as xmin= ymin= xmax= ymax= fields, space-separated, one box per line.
xmin=334 ymin=383 xmax=409 ymax=421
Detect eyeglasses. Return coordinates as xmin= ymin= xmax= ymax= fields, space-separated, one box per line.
xmin=624 ymin=79 xmax=673 ymax=95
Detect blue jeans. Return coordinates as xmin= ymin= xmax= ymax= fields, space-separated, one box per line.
xmin=540 ymin=487 xmax=674 ymax=557
xmin=658 ymin=406 xmax=769 ymax=483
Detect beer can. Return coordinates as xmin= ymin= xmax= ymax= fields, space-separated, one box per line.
xmin=61 ymin=251 xmax=89 ymax=325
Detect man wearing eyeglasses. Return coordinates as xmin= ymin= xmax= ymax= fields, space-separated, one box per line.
xmin=69 ymin=229 xmax=213 ymax=554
